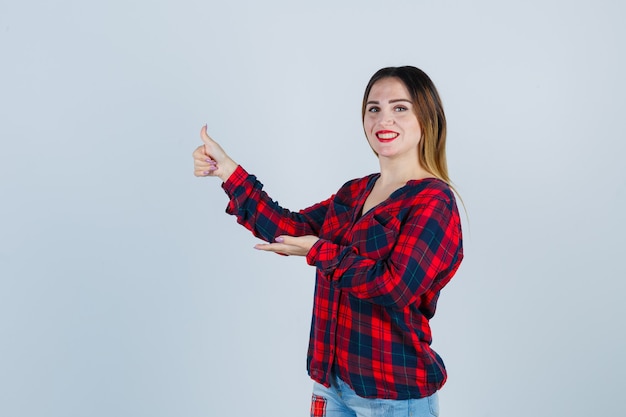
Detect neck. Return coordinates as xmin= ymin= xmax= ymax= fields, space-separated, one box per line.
xmin=377 ymin=155 xmax=432 ymax=186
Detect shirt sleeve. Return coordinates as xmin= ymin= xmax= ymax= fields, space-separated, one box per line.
xmin=221 ymin=165 xmax=331 ymax=242
xmin=306 ymin=195 xmax=463 ymax=309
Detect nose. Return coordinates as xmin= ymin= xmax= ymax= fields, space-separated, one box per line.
xmin=380 ymin=109 xmax=395 ymax=126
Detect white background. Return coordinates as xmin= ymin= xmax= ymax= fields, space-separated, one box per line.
xmin=1 ymin=0 xmax=625 ymax=416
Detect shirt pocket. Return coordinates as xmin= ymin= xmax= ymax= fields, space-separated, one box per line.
xmin=354 ymin=210 xmax=401 ymax=260
xmin=320 ymin=198 xmax=355 ymax=244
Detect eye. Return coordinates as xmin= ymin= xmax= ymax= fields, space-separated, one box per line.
xmin=394 ymin=106 xmax=408 ymax=112
xmin=367 ymin=106 xmax=380 ymax=113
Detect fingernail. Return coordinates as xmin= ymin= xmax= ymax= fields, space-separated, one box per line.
xmin=275 ymin=237 xmax=284 ymax=243
xmin=203 ymin=171 xmax=209 ymax=175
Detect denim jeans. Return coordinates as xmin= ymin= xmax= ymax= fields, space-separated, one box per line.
xmin=311 ymin=372 xmax=439 ymax=417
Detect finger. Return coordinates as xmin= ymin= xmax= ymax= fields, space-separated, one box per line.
xmin=195 ymin=159 xmax=218 ymax=169
xmin=194 ymin=163 xmax=217 ymax=174
xmin=194 ymin=160 xmax=219 ymax=174
xmin=254 ymin=243 xmax=290 ymax=256
xmin=194 ymin=157 xmax=218 ymax=167
xmin=194 ymin=168 xmax=217 ymax=176
xmin=194 ymin=168 xmax=214 ymax=177
xmin=274 ymin=235 xmax=300 ymax=247
xmin=192 ymin=145 xmax=209 ymax=159
xmin=271 ymin=236 xmax=299 ymax=249
xmin=254 ymin=242 xmax=289 ymax=252
xmin=254 ymin=243 xmax=279 ymax=251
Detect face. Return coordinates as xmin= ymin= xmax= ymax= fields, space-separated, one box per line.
xmin=363 ymin=77 xmax=422 ymax=160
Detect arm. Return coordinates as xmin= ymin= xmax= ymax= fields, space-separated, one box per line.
xmin=222 ymin=165 xmax=329 ymax=243
xmin=193 ymin=125 xmax=328 ymax=243
xmin=306 ymin=196 xmax=463 ymax=309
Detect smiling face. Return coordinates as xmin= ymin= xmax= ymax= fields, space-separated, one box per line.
xmin=363 ymin=77 xmax=422 ymax=161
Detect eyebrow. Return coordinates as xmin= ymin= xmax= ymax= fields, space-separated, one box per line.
xmin=366 ymin=99 xmax=412 ymax=105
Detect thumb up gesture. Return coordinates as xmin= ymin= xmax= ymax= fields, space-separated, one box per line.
xmin=193 ymin=125 xmax=238 ymax=182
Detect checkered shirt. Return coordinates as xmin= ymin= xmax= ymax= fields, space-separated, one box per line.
xmin=222 ymin=165 xmax=463 ymax=399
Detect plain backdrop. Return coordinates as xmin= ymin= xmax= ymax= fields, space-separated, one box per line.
xmin=1 ymin=0 xmax=625 ymax=416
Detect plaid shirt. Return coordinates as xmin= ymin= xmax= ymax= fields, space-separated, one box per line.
xmin=222 ymin=165 xmax=463 ymax=399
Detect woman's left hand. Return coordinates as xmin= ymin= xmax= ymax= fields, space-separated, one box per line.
xmin=254 ymin=235 xmax=320 ymax=257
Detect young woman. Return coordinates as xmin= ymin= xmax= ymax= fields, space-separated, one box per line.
xmin=193 ymin=66 xmax=463 ymax=417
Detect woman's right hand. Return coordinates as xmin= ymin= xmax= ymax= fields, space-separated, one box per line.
xmin=193 ymin=125 xmax=238 ymax=182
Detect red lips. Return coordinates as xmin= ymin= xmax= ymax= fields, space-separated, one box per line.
xmin=375 ymin=130 xmax=399 ymax=142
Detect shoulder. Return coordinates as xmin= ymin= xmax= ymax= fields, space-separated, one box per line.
xmin=404 ymin=178 xmax=456 ymax=206
xmin=397 ymin=180 xmax=462 ymax=235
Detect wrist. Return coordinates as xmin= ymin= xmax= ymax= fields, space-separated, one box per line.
xmin=218 ymin=159 xmax=238 ymax=183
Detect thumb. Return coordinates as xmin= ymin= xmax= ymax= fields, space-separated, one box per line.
xmin=275 ymin=235 xmax=297 ymax=246
xmin=200 ymin=125 xmax=216 ymax=151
